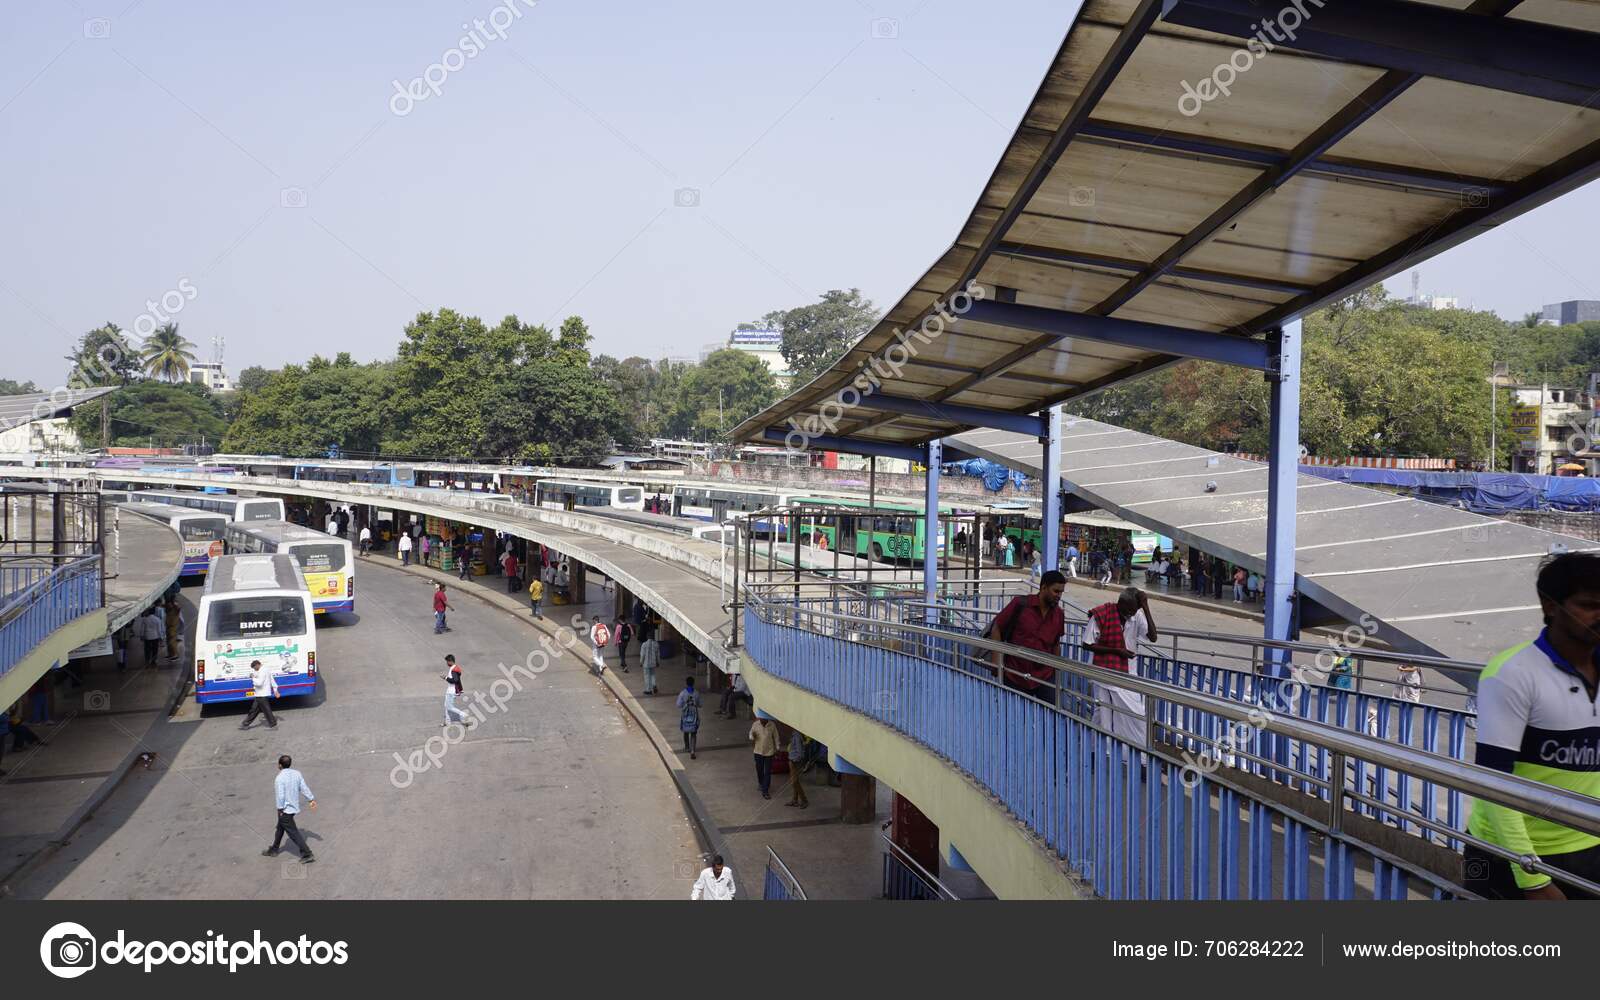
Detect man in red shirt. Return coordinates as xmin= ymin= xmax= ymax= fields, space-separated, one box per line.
xmin=432 ymin=582 xmax=453 ymax=634
xmin=987 ymin=570 xmax=1068 ymax=703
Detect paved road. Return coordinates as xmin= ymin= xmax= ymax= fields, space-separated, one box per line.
xmin=9 ymin=560 xmax=701 ymax=899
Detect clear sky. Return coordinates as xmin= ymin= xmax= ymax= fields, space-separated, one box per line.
xmin=4 ymin=0 xmax=1597 ymax=388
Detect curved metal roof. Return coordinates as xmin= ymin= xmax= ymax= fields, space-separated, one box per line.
xmin=0 ymin=387 xmax=116 ymax=429
xmin=734 ymin=0 xmax=1600 ymax=449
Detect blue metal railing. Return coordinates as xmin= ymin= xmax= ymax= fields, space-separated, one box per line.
xmin=0 ymin=557 xmax=101 ymax=678
xmin=881 ymin=836 xmax=957 ymax=900
xmin=762 ymin=847 xmax=806 ymax=901
xmin=744 ymin=598 xmax=1600 ymax=900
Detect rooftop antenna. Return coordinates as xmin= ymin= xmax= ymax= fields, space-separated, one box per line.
xmin=1411 ymin=270 xmax=1420 ymax=303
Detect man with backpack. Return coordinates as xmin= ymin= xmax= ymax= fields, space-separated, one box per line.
xmin=985 ymin=570 xmax=1069 ymax=705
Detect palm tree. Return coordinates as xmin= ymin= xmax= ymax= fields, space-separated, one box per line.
xmin=142 ymin=324 xmax=197 ymax=382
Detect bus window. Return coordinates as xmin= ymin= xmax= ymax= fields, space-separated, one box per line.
xmin=293 ymin=544 xmax=347 ymax=573
xmin=243 ymin=501 xmax=281 ymax=521
xmin=619 ymin=488 xmax=642 ymax=504
xmin=207 ymin=597 xmax=308 ymax=641
xmin=178 ymin=518 xmax=226 ymax=541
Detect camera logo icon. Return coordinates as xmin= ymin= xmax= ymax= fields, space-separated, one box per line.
xmin=673 ymin=187 xmax=700 ymax=208
xmin=870 ymin=17 xmax=899 ymax=39
xmin=673 ymin=859 xmax=699 ymax=879
xmin=280 ymin=187 xmax=308 ymax=209
xmin=40 ymin=922 xmax=97 ymax=978
xmin=83 ymin=18 xmax=111 ymax=39
xmin=1460 ymin=186 xmax=1489 ymax=208
xmin=1068 ymin=185 xmax=1096 ymax=208
xmin=84 ymin=690 xmax=110 ymax=712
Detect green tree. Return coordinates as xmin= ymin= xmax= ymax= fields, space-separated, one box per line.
xmin=141 ymin=324 xmax=197 ymax=382
xmin=235 ymin=365 xmax=273 ymax=393
xmin=223 ymin=358 xmax=392 ymax=456
xmin=771 ymin=289 xmax=877 ymax=386
xmin=65 ymin=323 xmax=141 ymax=387
xmin=0 ymin=379 xmax=39 ymax=395
xmin=664 ymin=349 xmax=779 ymax=440
xmin=481 ymin=361 xmax=630 ymax=464
xmin=71 ymin=381 xmax=226 ymax=449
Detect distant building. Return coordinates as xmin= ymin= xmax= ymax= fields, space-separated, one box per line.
xmin=650 ymin=438 xmax=718 ymax=462
xmin=702 ymin=326 xmax=792 ymax=388
xmin=1540 ymin=300 xmax=1600 ymax=326
xmin=1509 ymin=382 xmax=1599 ymax=476
xmin=188 ymin=361 xmax=232 ymax=391
xmin=0 ymin=417 xmax=81 ymax=458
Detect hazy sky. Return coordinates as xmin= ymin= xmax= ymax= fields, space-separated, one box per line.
xmin=4 ymin=1 xmax=1598 ymax=388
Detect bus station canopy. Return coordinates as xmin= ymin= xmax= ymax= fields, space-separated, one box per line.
xmin=733 ymin=0 xmax=1600 ymax=455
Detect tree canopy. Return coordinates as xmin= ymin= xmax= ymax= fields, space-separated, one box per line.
xmin=770 ymin=288 xmax=877 ymax=387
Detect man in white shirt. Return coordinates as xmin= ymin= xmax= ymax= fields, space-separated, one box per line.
xmin=398 ymin=531 xmax=413 ymax=566
xmin=690 ymin=854 xmax=734 ymax=900
xmin=358 ymin=524 xmax=371 ymax=556
xmin=264 ymin=753 xmax=316 ymax=864
xmin=239 ymin=659 xmax=279 ymax=730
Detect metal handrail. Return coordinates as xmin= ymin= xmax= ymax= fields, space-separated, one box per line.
xmin=764 ymin=846 xmax=808 ymax=901
xmin=748 ymin=597 xmax=1600 ymax=848
xmin=880 ymin=835 xmax=958 ymax=900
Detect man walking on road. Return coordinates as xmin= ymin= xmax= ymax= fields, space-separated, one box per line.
xmin=640 ymin=630 xmax=660 ymax=695
xmin=527 ymin=575 xmax=543 ymax=619
xmin=433 ymin=583 xmax=453 ymax=634
xmin=588 ymin=619 xmax=610 ymax=675
xmin=786 ymin=727 xmax=809 ymax=809
xmin=690 ymin=855 xmax=734 ymax=900
xmin=359 ymin=523 xmax=371 ymax=556
xmin=676 ymin=676 xmax=702 ymax=758
xmin=239 ymin=660 xmax=279 ymax=730
xmin=263 ymin=754 xmax=316 ymax=864
xmin=138 ymin=607 xmax=162 ymax=666
xmin=1065 ymin=541 xmax=1079 ymax=579
xmin=398 ymin=531 xmax=412 ymax=567
xmin=749 ymin=715 xmax=779 ymax=800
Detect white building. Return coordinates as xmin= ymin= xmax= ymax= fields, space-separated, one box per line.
xmin=188 ymin=361 xmax=232 ymax=391
xmin=702 ymin=327 xmax=792 ymax=388
xmin=0 ymin=416 xmax=82 ymax=458
xmin=1509 ymin=383 xmax=1597 ymax=475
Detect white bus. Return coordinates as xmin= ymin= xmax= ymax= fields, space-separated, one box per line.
xmin=120 ymin=501 xmax=228 ymax=578
xmin=127 ymin=489 xmax=285 ymax=523
xmin=534 ymin=479 xmax=644 ymax=511
xmin=672 ymin=483 xmax=792 ymax=531
xmin=195 ymin=553 xmax=317 ymax=704
xmin=223 ymin=521 xmax=355 ymax=615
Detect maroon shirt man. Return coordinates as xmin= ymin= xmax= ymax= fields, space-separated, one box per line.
xmin=988 ymin=571 xmax=1068 ymax=695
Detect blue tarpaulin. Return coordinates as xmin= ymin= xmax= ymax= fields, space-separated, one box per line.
xmin=944 ymin=458 xmax=1030 ymax=492
xmin=1298 ymin=466 xmax=1600 ymax=513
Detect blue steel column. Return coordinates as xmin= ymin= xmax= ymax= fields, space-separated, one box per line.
xmin=924 ymin=439 xmax=942 ymax=623
xmin=1041 ymin=406 xmax=1062 ymax=573
xmin=1263 ymin=318 xmax=1302 ymax=675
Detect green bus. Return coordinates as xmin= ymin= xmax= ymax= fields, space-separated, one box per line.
xmin=789 ymin=496 xmax=952 ymax=562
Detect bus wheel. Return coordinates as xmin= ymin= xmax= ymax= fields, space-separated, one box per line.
xmin=872 ymin=542 xmax=885 ymax=562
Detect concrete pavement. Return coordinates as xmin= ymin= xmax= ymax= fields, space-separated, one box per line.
xmin=5 ymin=559 xmax=701 ymax=899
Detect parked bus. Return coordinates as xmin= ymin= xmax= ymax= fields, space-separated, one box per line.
xmin=534 ymin=479 xmax=644 ymax=511
xmin=672 ymin=483 xmax=792 ymax=533
xmin=120 ymin=501 xmax=227 ymax=578
xmin=194 ymin=553 xmax=317 ymax=704
xmin=223 ymin=521 xmax=355 ymax=614
xmin=293 ymin=461 xmax=415 ymax=487
xmin=790 ymin=496 xmax=950 ymax=561
xmin=126 ymin=489 xmax=285 ymax=523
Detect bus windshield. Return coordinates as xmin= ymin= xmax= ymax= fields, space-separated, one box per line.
xmin=207 ymin=597 xmax=307 ymax=641
xmin=242 ymin=501 xmax=281 ymax=521
xmin=619 ymin=488 xmax=642 ymax=504
xmin=179 ymin=518 xmax=226 ymax=541
xmin=292 ymin=543 xmax=346 ymax=572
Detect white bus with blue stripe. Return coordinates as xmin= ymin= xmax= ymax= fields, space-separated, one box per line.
xmin=194 ymin=554 xmax=317 ymax=704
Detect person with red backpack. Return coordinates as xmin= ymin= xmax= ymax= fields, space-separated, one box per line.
xmin=1083 ymin=587 xmax=1158 ymax=745
xmin=985 ymin=570 xmax=1068 ymax=704
xmin=588 ymin=619 xmax=611 ymax=675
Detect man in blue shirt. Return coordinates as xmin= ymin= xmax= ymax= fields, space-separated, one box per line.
xmin=264 ymin=754 xmax=317 ymax=864
xmin=1065 ymin=542 xmax=1079 ymax=579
